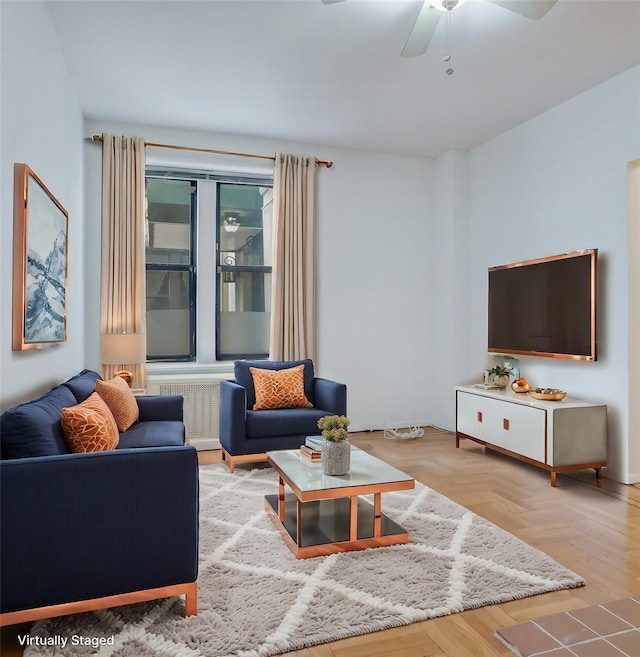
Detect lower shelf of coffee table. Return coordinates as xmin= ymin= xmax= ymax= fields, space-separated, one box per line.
xmin=264 ymin=493 xmax=409 ymax=559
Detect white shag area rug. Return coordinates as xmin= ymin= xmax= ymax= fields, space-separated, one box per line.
xmin=25 ymin=464 xmax=584 ymax=657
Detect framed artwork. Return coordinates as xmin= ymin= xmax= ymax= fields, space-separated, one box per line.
xmin=13 ymin=163 xmax=69 ymax=350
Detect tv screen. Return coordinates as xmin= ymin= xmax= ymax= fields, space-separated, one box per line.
xmin=488 ymin=250 xmax=597 ymax=361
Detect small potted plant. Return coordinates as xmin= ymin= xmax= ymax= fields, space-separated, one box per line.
xmin=317 ymin=415 xmax=351 ymax=475
xmin=487 ymin=365 xmax=512 ymax=389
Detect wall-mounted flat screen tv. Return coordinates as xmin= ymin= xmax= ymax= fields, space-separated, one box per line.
xmin=488 ymin=249 xmax=597 ymax=361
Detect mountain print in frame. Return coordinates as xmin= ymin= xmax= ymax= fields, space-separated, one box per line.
xmin=13 ymin=163 xmax=68 ymax=350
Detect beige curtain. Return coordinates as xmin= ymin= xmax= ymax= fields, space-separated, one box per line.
xmin=269 ymin=152 xmax=318 ymax=361
xmin=100 ymin=134 xmax=147 ymax=388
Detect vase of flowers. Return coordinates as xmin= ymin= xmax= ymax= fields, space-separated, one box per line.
xmin=318 ymin=415 xmax=351 ymax=475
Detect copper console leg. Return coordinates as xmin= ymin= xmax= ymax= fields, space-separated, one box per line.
xmin=595 ymin=467 xmax=603 ymax=487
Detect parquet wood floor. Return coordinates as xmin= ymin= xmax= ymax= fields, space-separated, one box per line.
xmin=2 ymin=428 xmax=638 ymax=657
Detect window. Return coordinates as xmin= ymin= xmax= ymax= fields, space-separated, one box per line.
xmin=145 ymin=172 xmax=272 ymax=363
xmin=145 ymin=178 xmax=196 ymax=361
xmin=217 ymin=183 xmax=272 ymax=360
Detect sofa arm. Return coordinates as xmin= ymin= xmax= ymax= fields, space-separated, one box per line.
xmin=314 ymin=378 xmax=347 ymax=416
xmin=0 ymin=446 xmax=198 ymax=614
xmin=219 ymin=380 xmax=247 ymax=455
xmin=137 ymin=394 xmax=183 ymax=422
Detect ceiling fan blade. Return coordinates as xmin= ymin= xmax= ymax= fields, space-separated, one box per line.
xmin=321 ymin=0 xmax=345 ymax=4
xmin=401 ymin=1 xmax=443 ymax=58
xmin=489 ymin=0 xmax=557 ymax=20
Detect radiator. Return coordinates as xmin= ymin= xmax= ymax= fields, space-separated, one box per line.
xmin=146 ymin=374 xmax=231 ymax=449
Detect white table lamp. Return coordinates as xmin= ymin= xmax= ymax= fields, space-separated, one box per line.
xmin=100 ymin=333 xmax=146 ymax=386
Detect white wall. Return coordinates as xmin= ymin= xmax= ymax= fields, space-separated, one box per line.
xmin=317 ymin=148 xmax=434 ymax=430
xmin=0 ymin=1 xmax=85 ymax=410
xmin=83 ymin=120 xmax=434 ymax=431
xmin=430 ymin=151 xmax=471 ymax=431
xmin=440 ymin=66 xmax=639 ymax=483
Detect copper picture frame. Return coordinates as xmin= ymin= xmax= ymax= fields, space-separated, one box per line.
xmin=13 ymin=163 xmax=69 ymax=350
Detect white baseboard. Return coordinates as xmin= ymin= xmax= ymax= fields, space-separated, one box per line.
xmin=187 ymin=438 xmax=221 ymax=451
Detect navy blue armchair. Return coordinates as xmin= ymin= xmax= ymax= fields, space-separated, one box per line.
xmin=0 ymin=370 xmax=199 ymax=626
xmin=219 ymin=359 xmax=347 ymax=472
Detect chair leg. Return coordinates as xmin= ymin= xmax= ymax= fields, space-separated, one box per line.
xmin=221 ymin=450 xmax=268 ymax=474
xmin=221 ymin=449 xmax=235 ymax=473
xmin=184 ymin=583 xmax=197 ymax=616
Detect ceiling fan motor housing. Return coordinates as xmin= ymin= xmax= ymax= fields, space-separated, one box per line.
xmin=432 ymin=0 xmax=463 ymax=11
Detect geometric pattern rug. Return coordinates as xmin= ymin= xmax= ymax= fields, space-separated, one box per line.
xmin=25 ymin=464 xmax=585 ymax=657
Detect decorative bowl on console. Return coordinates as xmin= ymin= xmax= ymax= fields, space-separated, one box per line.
xmin=528 ymin=388 xmax=567 ymax=401
xmin=511 ymin=377 xmax=531 ymax=393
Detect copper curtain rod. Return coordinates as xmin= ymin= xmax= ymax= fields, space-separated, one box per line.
xmin=91 ymin=134 xmax=333 ymax=168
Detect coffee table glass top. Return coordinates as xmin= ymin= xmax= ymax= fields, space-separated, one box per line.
xmin=266 ymin=446 xmax=414 ymax=492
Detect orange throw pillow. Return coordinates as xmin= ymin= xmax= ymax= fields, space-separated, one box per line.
xmin=96 ymin=375 xmax=139 ymax=431
xmin=250 ymin=364 xmax=313 ymax=411
xmin=61 ymin=392 xmax=119 ymax=453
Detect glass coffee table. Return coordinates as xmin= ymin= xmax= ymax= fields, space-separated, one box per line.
xmin=265 ymin=446 xmax=415 ymax=559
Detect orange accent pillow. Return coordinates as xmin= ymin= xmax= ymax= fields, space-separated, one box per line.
xmin=96 ymin=376 xmax=139 ymax=431
xmin=61 ymin=392 xmax=119 ymax=453
xmin=250 ymin=364 xmax=313 ymax=411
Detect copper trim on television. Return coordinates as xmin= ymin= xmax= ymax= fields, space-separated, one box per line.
xmin=488 ymin=249 xmax=597 ymax=362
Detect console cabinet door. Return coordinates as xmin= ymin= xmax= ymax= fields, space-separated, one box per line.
xmin=481 ymin=398 xmax=507 ymax=447
xmin=457 ymin=392 xmax=485 ymax=441
xmin=504 ymin=403 xmax=546 ymax=463
xmin=457 ymin=392 xmax=506 ymax=447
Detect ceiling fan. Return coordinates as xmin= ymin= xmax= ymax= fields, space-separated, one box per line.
xmin=322 ymin=0 xmax=557 ymax=58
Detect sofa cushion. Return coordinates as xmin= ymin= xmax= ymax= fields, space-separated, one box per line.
xmin=235 ymin=359 xmax=315 ymax=410
xmin=136 ymin=395 xmax=183 ymax=422
xmin=0 ymin=386 xmax=76 ymax=458
xmin=117 ymin=421 xmax=185 ymax=448
xmin=61 ymin=369 xmax=102 ymax=403
xmin=250 ymin=364 xmax=313 ymax=411
xmin=246 ymin=407 xmax=330 ymax=439
xmin=96 ymin=376 xmax=139 ymax=431
xmin=61 ymin=393 xmax=120 ymax=453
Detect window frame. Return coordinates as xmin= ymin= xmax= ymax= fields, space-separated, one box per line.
xmin=145 ymin=168 xmax=273 ymax=364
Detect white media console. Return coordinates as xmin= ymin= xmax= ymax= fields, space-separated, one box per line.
xmin=455 ymin=385 xmax=607 ymax=487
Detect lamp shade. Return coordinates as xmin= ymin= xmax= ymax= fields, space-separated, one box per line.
xmin=100 ymin=333 xmax=146 ymax=365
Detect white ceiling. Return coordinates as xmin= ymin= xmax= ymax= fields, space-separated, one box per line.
xmin=46 ymin=0 xmax=640 ymax=159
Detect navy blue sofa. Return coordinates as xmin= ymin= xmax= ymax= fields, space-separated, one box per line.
xmin=0 ymin=369 xmax=199 ymax=626
xmin=220 ymin=359 xmax=347 ymax=472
